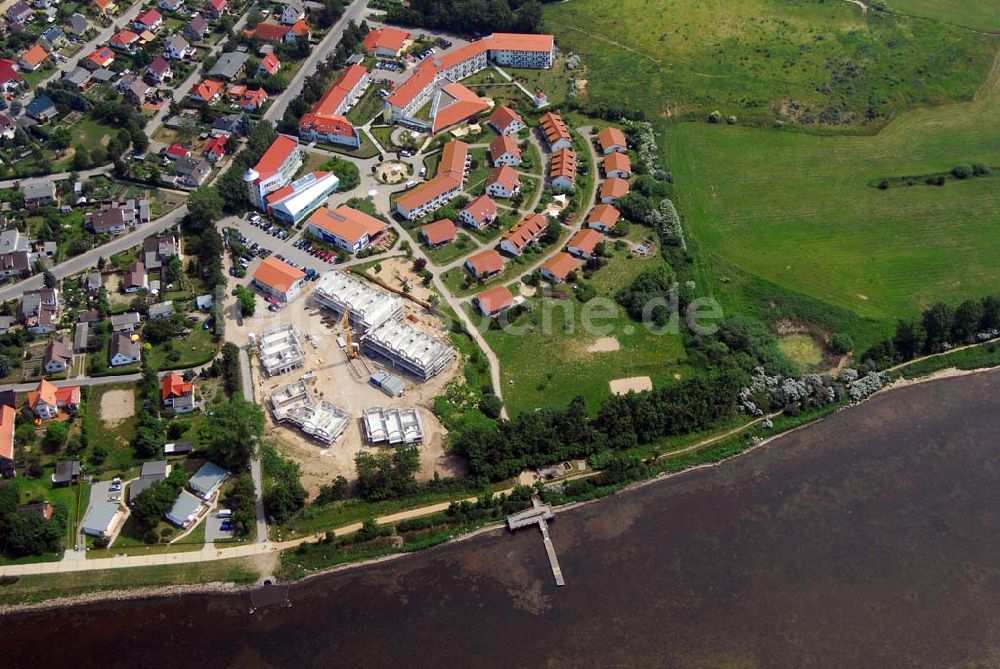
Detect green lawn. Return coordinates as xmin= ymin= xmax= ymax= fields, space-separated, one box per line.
xmin=316 ymin=129 xmax=381 ymax=159
xmin=888 ymin=0 xmax=1000 ymax=31
xmin=347 ymin=85 xmax=386 ymax=125
xmin=9 ymin=474 xmax=90 ymax=552
xmin=481 ymin=249 xmax=689 ymax=417
xmin=82 ymin=384 xmax=139 ymax=473
xmin=0 ymin=558 xmax=260 ymax=605
xmin=669 ymin=55 xmax=1000 ymax=323
xmin=542 ymin=0 xmax=996 ymax=126
xmin=145 ymin=322 xmax=218 ymax=370
xmin=420 ymin=231 xmax=478 ymax=266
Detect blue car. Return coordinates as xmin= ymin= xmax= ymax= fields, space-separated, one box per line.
xmin=220 ymin=522 xmax=233 ymax=532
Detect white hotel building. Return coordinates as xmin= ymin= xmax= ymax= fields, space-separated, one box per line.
xmin=244 ymin=134 xmax=304 ymax=210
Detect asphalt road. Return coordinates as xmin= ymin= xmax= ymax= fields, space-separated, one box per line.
xmin=0 ymin=204 xmax=188 ymax=303
xmin=239 ymin=348 xmax=269 ymax=544
xmin=263 ymin=0 xmax=372 ymax=122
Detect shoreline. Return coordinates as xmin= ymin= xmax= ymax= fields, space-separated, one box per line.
xmin=2 ymin=362 xmax=997 ymax=616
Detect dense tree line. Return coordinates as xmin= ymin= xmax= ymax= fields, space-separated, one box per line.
xmin=863 ymin=294 xmax=1000 ymax=367
xmin=450 ymin=367 xmax=744 ymax=482
xmin=223 ymin=474 xmax=257 ymax=538
xmin=130 ymin=467 xmax=188 ymax=543
xmin=262 ymin=445 xmax=306 ymax=524
xmin=133 ymin=362 xmax=168 ymax=459
xmin=355 ymin=447 xmax=421 ymax=501
xmin=386 ymin=0 xmax=544 ymax=35
xmin=220 ymin=342 xmax=243 ymax=397
xmin=0 ymin=486 xmax=66 ymax=557
xmin=615 ymin=264 xmax=676 ymax=327
xmin=199 ymin=398 xmax=265 ymax=471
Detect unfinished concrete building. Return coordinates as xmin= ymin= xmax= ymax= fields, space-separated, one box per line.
xmin=269 ymin=380 xmax=350 ymax=445
xmin=362 ymin=407 xmax=424 ymax=446
xmin=258 ymin=323 xmax=305 ymax=377
xmin=311 ymin=270 xmax=404 ymax=334
xmin=363 ymin=318 xmax=454 ymax=381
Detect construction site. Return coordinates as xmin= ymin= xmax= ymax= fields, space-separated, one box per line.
xmin=231 ymin=268 xmax=466 ymax=497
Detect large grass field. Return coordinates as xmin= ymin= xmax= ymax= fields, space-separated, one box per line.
xmin=888 ymin=0 xmax=1000 ymax=31
xmin=481 ymin=250 xmax=689 ymax=417
xmin=543 ymin=0 xmax=996 ymax=126
xmin=670 ymin=53 xmax=1000 ymax=322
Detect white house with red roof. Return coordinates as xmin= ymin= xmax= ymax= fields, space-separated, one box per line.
xmin=146 ymin=56 xmax=172 ymax=83
xmin=567 ymin=228 xmax=604 ymax=259
xmin=362 ymin=26 xmax=410 ymax=58
xmin=161 ymin=372 xmax=195 ymax=413
xmin=258 ymin=52 xmax=281 ymax=76
xmin=488 ymin=105 xmax=525 ymax=136
xmin=464 ymin=250 xmax=504 ymax=280
xmin=240 ymin=87 xmax=268 ymax=111
xmin=0 ymin=60 xmax=23 ymax=92
xmin=297 ymin=64 xmax=368 ymax=149
xmin=202 ymin=134 xmax=227 ymax=162
xmin=134 ymin=8 xmax=163 ymax=32
xmin=244 ymin=134 xmax=302 ymax=209
xmin=499 ymin=213 xmax=547 ymax=256
xmin=0 ymin=405 xmax=14 ymax=478
xmin=84 ymin=47 xmax=115 ymax=71
xmin=489 ymin=135 xmax=521 ymax=167
xmin=203 ymin=0 xmax=226 ymax=18
xmin=458 ymin=195 xmax=498 ymax=230
xmin=485 ymin=165 xmax=520 ymax=199
xmin=190 ymin=78 xmax=223 ymax=103
xmin=475 ymin=285 xmax=514 ymax=318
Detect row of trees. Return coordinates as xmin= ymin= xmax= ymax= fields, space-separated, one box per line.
xmin=130 ymin=467 xmax=188 ymax=543
xmin=450 ymin=367 xmax=745 ymax=482
xmin=863 ymin=295 xmax=1000 ymax=367
xmin=386 ymin=0 xmax=544 ymax=36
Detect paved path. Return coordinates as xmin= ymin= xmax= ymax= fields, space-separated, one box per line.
xmin=239 ymin=348 xmax=269 ymax=543
xmin=0 ymin=164 xmax=113 ymax=191
xmin=263 ymin=0 xmax=371 ymax=122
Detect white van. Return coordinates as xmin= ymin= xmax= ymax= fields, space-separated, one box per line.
xmin=217 ymin=509 xmax=233 ymax=519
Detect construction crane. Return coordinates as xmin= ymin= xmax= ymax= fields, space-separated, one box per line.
xmin=338 ymin=310 xmax=358 ymax=359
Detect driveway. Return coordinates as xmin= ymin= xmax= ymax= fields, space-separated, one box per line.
xmin=203 ymin=511 xmax=235 ymax=543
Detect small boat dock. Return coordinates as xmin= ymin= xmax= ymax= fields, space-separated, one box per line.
xmin=507 ymin=497 xmax=565 ymax=586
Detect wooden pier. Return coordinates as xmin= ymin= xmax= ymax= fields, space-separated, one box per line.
xmin=506 ymin=498 xmax=565 ymax=586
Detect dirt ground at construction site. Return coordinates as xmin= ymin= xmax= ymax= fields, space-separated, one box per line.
xmin=228 ymin=276 xmax=467 ymax=498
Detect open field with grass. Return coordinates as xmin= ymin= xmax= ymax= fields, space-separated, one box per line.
xmin=543 ymin=0 xmax=996 ymax=126
xmin=888 ymin=0 xmax=1000 ymax=31
xmin=480 ymin=250 xmax=689 ymax=417
xmin=0 ymin=558 xmax=260 ymax=606
xmin=670 ymin=51 xmax=1000 ymax=323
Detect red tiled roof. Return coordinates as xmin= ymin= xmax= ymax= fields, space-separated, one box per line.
xmin=541 ymin=251 xmax=580 ymax=281
xmin=260 ymin=52 xmax=281 ymax=74
xmin=588 ymin=204 xmax=620 ymax=228
xmin=308 ymin=205 xmax=386 ymax=245
xmin=597 ymin=127 xmax=627 ymax=152
xmin=165 ymin=143 xmax=191 ymax=157
xmin=135 ymin=9 xmax=162 ymax=26
xmin=476 ymin=285 xmax=514 ymax=314
xmin=466 ymin=250 xmax=504 ymax=276
xmin=550 ymin=147 xmax=577 ymax=183
xmin=250 ymin=22 xmax=290 ymax=41
xmin=420 ymin=219 xmax=457 ymax=246
xmin=298 ymin=64 xmax=365 ymax=136
xmin=601 ymin=177 xmax=630 ymax=200
xmin=460 ymin=195 xmax=497 ymax=226
xmin=486 ymin=165 xmax=519 ymax=192
xmin=437 ymin=139 xmax=468 ymax=179
xmin=431 ymin=83 xmax=489 ymax=133
xmin=603 ymin=152 xmax=631 ymax=174
xmin=0 ymin=405 xmax=14 ymax=460
xmin=489 ymin=135 xmax=520 ymax=163
xmin=568 ymin=228 xmax=603 ymax=255
xmin=488 ymin=105 xmax=523 ymax=133
xmin=252 ymin=134 xmax=298 ymax=180
xmin=20 ymin=44 xmax=49 ymax=68
xmin=203 ymin=134 xmax=227 ymax=156
xmin=161 ymin=372 xmax=193 ymax=401
xmin=362 ymin=27 xmax=409 ymax=54
xmin=395 ymin=176 xmax=461 ymax=212
xmin=192 ymin=78 xmax=223 ymax=101
xmin=0 ymin=59 xmax=22 ymax=86
xmin=539 ymin=112 xmax=571 ymax=146
xmin=253 ymin=256 xmax=305 ymax=293
xmin=502 ymin=213 xmax=547 ymax=252
xmin=88 ymin=47 xmax=115 ymax=67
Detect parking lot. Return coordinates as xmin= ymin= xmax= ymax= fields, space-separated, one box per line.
xmin=203 ymin=511 xmax=235 ymax=543
xmin=224 ymin=214 xmax=334 ymax=280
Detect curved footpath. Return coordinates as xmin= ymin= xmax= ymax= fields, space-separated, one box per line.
xmin=2 ymin=360 xmax=992 ymax=578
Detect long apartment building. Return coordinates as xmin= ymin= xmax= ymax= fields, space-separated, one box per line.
xmin=311 ymin=270 xmax=404 ymax=334
xmin=384 ymin=33 xmax=554 ymax=128
xmin=395 ymin=139 xmax=469 ymax=220
xmin=298 ymin=63 xmax=369 ymax=148
xmin=244 ymin=134 xmax=303 ymax=210
xmin=363 ymin=318 xmax=454 ymax=381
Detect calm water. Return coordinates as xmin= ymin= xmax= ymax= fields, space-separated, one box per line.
xmin=7 ymin=370 xmax=1000 ymax=668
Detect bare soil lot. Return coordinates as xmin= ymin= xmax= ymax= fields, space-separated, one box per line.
xmin=609 ymin=376 xmax=652 ymax=395
xmin=100 ymin=389 xmax=135 ymax=426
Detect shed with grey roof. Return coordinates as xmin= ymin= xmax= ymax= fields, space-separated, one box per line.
xmin=81 ymin=496 xmax=122 ymax=537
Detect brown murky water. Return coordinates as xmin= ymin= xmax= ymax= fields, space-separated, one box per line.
xmin=7 ymin=370 xmax=1000 ymax=668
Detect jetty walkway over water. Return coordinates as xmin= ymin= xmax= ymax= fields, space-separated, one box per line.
xmin=507 ymin=498 xmax=565 ymax=586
